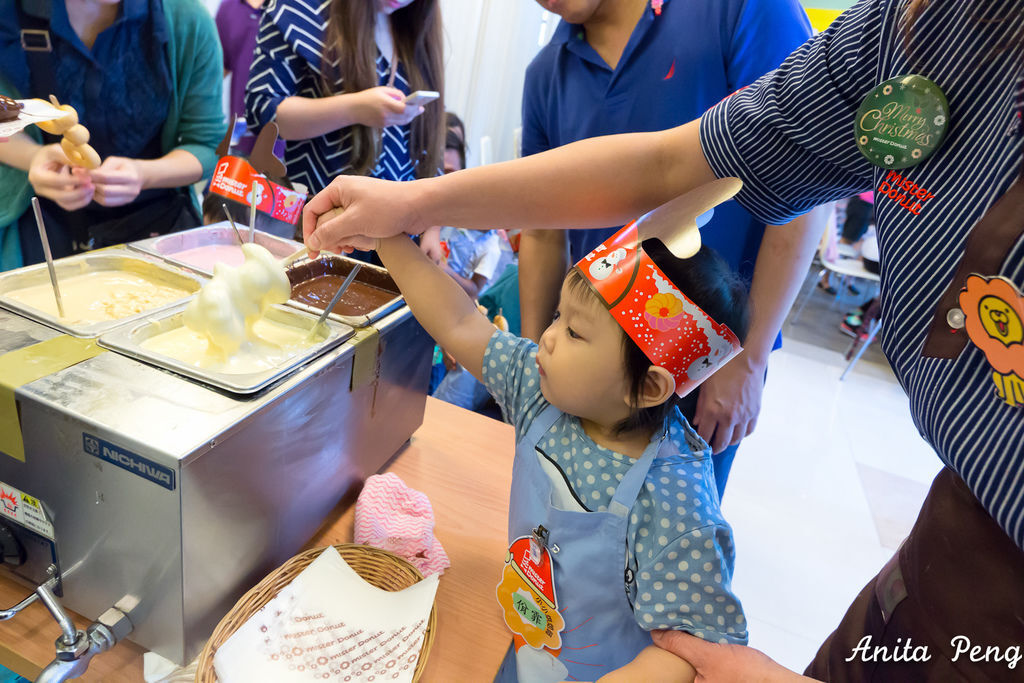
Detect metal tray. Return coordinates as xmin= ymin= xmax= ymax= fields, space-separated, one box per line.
xmin=98 ymin=304 xmax=354 ymax=394
xmin=285 ymin=255 xmax=404 ymax=328
xmin=0 ymin=248 xmax=204 ymax=338
xmin=128 ymin=222 xmax=304 ymax=276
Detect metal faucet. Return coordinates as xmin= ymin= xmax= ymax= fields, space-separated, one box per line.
xmin=0 ymin=566 xmax=132 ymax=682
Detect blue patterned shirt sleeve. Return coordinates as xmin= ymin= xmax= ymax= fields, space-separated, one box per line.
xmin=480 ymin=329 xmax=548 ymax=438
xmin=633 ymin=524 xmax=746 ymax=644
xmin=626 ymin=415 xmax=747 ymax=643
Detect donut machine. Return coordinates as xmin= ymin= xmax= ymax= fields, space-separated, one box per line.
xmin=0 ymin=238 xmax=432 ymax=668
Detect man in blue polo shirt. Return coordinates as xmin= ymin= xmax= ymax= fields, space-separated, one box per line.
xmin=519 ymin=0 xmax=815 ymax=497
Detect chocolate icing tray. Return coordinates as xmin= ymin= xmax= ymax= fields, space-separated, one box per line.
xmin=0 ymin=248 xmax=204 ymax=338
xmin=128 ymin=222 xmax=304 ymax=277
xmin=285 ymin=256 xmax=404 ymax=328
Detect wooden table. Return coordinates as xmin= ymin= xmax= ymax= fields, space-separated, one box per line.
xmin=0 ymin=397 xmax=514 ymax=681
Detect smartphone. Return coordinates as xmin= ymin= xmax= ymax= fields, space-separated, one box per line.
xmin=403 ymin=90 xmax=440 ymax=107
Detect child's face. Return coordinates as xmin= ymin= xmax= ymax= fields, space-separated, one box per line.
xmin=537 ymin=278 xmax=633 ymax=425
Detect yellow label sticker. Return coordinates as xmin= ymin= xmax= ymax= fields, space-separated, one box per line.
xmin=0 ymin=336 xmax=105 ymax=462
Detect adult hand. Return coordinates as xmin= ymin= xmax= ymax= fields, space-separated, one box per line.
xmin=651 ymin=631 xmax=814 ymax=683
xmin=90 ymin=156 xmax=144 ymax=207
xmin=693 ymin=350 xmax=766 ymax=454
xmin=303 ymin=175 xmax=423 ymax=257
xmin=354 ymin=86 xmax=423 ymax=128
xmin=27 ymin=144 xmax=94 ymax=211
xmin=419 ymin=225 xmax=444 ymax=264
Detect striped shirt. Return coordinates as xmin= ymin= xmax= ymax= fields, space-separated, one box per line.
xmin=245 ymin=0 xmax=415 ymax=194
xmin=701 ymin=0 xmax=1024 ymax=548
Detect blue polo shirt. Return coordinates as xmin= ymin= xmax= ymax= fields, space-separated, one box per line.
xmin=521 ymin=0 xmax=811 ymax=284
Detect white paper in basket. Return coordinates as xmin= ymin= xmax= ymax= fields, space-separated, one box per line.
xmin=213 ymin=546 xmax=439 ymax=683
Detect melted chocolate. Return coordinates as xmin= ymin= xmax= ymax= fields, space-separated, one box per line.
xmin=288 ymin=257 xmax=399 ymax=317
xmin=0 ymin=95 xmax=23 ymax=123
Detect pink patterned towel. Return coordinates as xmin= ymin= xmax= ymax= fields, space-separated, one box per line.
xmin=354 ymin=473 xmax=450 ymax=577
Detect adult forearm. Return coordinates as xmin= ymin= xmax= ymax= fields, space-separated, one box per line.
xmin=745 ymin=204 xmax=830 ymax=363
xmin=137 ymin=149 xmax=203 ymax=190
xmin=274 ymin=94 xmax=362 ymax=140
xmin=0 ymin=133 xmax=41 ymax=171
xmin=414 ymin=120 xmax=714 ymax=233
xmin=519 ymin=229 xmax=569 ymax=342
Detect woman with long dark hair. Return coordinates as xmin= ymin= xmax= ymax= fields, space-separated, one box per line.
xmin=246 ymin=0 xmax=444 ymax=196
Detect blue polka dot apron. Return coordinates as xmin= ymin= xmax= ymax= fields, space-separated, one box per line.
xmin=494 ymin=404 xmax=669 ymax=682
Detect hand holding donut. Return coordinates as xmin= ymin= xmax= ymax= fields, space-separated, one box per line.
xmin=27 ymin=144 xmax=95 ymax=211
xmin=90 ymin=157 xmax=144 ymax=207
xmin=34 ymin=95 xmax=101 ymax=170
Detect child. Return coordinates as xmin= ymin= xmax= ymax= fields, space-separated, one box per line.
xmin=373 ymin=200 xmax=750 ymax=682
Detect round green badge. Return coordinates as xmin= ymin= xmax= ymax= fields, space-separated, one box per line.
xmin=854 ymin=75 xmax=949 ymax=170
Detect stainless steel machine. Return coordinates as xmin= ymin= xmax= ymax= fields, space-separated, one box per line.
xmin=0 ymin=248 xmax=432 ymax=669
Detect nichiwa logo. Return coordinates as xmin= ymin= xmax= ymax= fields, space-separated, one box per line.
xmin=82 ymin=433 xmax=176 ymax=491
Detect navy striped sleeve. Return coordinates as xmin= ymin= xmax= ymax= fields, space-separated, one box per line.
xmin=700 ymin=0 xmax=888 ymax=224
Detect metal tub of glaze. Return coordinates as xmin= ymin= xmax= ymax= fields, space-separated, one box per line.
xmin=0 ymin=248 xmax=203 ymax=338
xmin=98 ymin=305 xmax=354 ymax=394
xmin=286 ymin=256 xmax=404 ymax=328
xmin=128 ymin=222 xmax=304 ymax=276
xmin=0 ymin=303 xmax=432 ymax=666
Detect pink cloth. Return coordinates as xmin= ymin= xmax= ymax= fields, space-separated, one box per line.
xmin=354 ymin=473 xmax=450 ymax=576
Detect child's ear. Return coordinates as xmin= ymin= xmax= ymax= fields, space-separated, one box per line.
xmin=631 ymin=366 xmax=676 ymax=409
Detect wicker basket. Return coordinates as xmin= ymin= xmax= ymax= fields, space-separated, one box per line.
xmin=195 ymin=544 xmax=437 ymax=682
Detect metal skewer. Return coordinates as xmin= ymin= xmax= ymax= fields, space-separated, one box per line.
xmin=31 ymin=197 xmax=65 ymax=318
xmin=248 ymin=181 xmax=258 ymax=243
xmin=305 ymin=263 xmax=361 ymax=342
xmin=221 ymin=202 xmax=245 ymax=244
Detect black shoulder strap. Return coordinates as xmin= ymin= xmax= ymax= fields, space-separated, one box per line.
xmin=14 ymin=0 xmax=58 ymax=104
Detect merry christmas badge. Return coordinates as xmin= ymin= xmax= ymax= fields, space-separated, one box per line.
xmin=578 ymin=178 xmax=745 ymax=397
xmin=958 ymin=275 xmax=1024 ymax=407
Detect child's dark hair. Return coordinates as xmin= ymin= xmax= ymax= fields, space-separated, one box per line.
xmin=445 ymin=128 xmax=466 ymax=171
xmin=567 ymin=240 xmax=749 ymax=435
xmin=445 ymin=112 xmax=467 ymax=170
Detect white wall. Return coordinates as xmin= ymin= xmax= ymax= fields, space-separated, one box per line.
xmin=439 ymin=0 xmax=556 ymax=166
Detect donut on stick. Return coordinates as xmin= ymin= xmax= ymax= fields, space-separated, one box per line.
xmin=34 ymin=95 xmax=101 ymax=169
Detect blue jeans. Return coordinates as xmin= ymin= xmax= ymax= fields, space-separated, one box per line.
xmin=711 ymin=443 xmax=739 ymax=501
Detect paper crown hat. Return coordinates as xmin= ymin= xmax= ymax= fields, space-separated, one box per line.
xmin=209 ymin=122 xmax=308 ymax=231
xmin=576 ymin=178 xmax=744 ymax=397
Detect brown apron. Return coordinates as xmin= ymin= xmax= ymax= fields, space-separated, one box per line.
xmin=807 ymin=177 xmax=1024 ymax=682
xmin=805 ymin=468 xmax=1024 ymax=682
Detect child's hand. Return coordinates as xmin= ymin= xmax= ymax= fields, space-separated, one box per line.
xmin=418 ymin=225 xmax=444 ymax=264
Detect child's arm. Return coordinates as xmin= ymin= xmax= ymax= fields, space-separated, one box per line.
xmin=376 ymin=235 xmax=496 ymax=379
xmin=595 ymin=645 xmax=696 ymax=683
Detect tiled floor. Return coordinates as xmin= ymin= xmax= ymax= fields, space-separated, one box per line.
xmin=721 ymin=270 xmax=941 ymax=673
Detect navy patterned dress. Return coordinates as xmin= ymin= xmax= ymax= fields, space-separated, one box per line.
xmin=246 ymin=0 xmax=416 ymax=193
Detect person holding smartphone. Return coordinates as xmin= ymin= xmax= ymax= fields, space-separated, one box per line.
xmin=246 ymin=0 xmax=445 ymax=262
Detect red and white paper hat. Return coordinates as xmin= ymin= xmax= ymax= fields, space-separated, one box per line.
xmin=577 ymin=178 xmax=744 ymax=397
